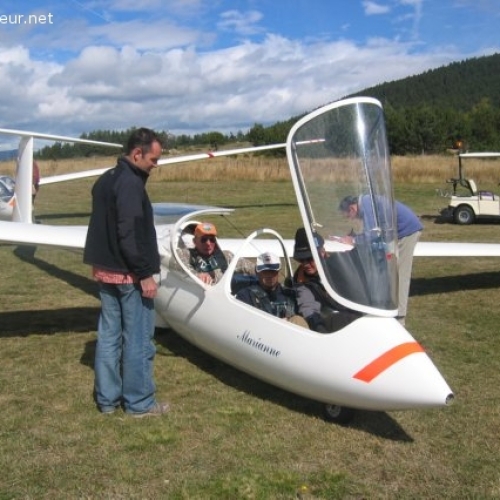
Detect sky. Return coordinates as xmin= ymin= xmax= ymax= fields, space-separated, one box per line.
xmin=0 ymin=0 xmax=498 ymax=149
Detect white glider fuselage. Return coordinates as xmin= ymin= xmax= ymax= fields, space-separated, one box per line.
xmin=153 ymin=221 xmax=452 ymax=411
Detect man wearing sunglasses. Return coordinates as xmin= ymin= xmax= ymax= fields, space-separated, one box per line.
xmin=178 ymin=222 xmax=254 ymax=285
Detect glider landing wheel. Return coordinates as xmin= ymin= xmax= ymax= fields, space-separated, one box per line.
xmin=323 ymin=404 xmax=355 ymax=425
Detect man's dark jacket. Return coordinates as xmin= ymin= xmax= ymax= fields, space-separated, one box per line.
xmin=83 ymin=157 xmax=160 ymax=279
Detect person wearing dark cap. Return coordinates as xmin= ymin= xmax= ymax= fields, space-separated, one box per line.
xmin=177 ymin=221 xmax=254 ymax=285
xmin=236 ymin=252 xmax=298 ymax=320
xmin=292 ymin=227 xmax=358 ymax=333
xmin=338 ymin=195 xmax=422 ymax=326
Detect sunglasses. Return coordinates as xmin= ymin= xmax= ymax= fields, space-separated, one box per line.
xmin=200 ymin=236 xmax=216 ymax=243
xmin=298 ymin=256 xmax=315 ymax=263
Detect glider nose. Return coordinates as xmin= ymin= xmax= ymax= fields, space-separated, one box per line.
xmin=352 ymin=340 xmax=454 ymax=410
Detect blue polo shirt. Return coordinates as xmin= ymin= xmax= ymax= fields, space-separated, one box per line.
xmin=396 ymin=201 xmax=423 ymax=238
xmin=358 ymin=195 xmax=422 ymax=240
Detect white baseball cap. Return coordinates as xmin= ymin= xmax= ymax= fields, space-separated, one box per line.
xmin=255 ymin=252 xmax=281 ymax=272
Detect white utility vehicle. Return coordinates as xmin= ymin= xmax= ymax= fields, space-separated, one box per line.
xmin=440 ymin=152 xmax=500 ymax=225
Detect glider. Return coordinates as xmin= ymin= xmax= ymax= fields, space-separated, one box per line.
xmin=2 ymin=97 xmax=493 ymax=423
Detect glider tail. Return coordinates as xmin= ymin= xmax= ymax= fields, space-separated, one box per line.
xmin=13 ymin=136 xmax=34 ymax=223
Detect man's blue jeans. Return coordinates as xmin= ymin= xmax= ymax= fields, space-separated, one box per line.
xmin=94 ymin=282 xmax=156 ymax=414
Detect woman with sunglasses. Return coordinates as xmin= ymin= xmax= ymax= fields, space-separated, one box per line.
xmin=291 ymin=227 xmax=358 ymax=333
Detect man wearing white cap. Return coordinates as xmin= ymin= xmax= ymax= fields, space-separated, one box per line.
xmin=236 ymin=252 xmax=298 ymax=320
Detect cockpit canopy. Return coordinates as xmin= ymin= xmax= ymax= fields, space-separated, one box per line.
xmin=286 ymin=98 xmax=398 ymax=316
xmin=0 ymin=176 xmax=15 ymax=203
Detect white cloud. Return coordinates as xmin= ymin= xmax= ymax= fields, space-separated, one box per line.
xmin=88 ymin=19 xmax=204 ymax=51
xmin=363 ymin=1 xmax=391 ymax=15
xmin=0 ymin=33 xmax=481 ymax=139
xmin=217 ymin=10 xmax=264 ymax=36
xmin=452 ymin=0 xmax=500 ymax=13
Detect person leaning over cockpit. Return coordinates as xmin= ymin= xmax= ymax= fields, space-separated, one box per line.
xmin=338 ymin=195 xmax=423 ymax=326
xmin=177 ymin=222 xmax=254 ymax=285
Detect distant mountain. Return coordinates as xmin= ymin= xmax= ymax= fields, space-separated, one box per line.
xmin=349 ymin=53 xmax=500 ymax=111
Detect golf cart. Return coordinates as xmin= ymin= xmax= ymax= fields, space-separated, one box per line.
xmin=439 ymin=152 xmax=500 ymax=225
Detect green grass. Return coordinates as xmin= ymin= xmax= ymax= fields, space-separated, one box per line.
xmin=1 ymin=172 xmax=500 ymax=499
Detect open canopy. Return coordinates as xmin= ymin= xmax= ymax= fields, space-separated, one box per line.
xmin=286 ymin=97 xmax=398 ymax=316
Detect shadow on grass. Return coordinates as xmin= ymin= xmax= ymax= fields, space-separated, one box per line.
xmin=1 ymin=306 xmax=99 ymax=337
xmin=0 ymin=246 xmax=100 ymax=336
xmin=13 ymin=245 xmax=97 ymax=299
xmin=420 ymin=214 xmax=451 ymax=224
xmin=153 ymin=328 xmax=414 ymax=442
xmin=411 ymin=270 xmax=500 ymax=296
xmin=421 ymin=213 xmax=500 ymax=225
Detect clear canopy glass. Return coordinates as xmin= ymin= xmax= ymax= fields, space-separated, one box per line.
xmin=286 ymin=98 xmax=398 ymax=316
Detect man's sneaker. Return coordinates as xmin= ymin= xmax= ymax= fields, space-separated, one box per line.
xmin=100 ymin=406 xmax=119 ymax=414
xmin=130 ymin=402 xmax=170 ymax=418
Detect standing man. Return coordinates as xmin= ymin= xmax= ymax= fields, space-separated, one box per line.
xmin=84 ymin=128 xmax=169 ymax=417
xmin=338 ymin=195 xmax=423 ymax=326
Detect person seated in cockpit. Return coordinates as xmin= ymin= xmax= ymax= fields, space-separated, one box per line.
xmin=177 ymin=222 xmax=254 ymax=285
xmin=291 ymin=227 xmax=359 ymax=333
xmin=236 ymin=252 xmax=307 ymax=327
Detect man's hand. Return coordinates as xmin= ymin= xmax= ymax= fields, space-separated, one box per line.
xmin=197 ymin=272 xmax=214 ymax=285
xmin=140 ymin=276 xmax=158 ymax=298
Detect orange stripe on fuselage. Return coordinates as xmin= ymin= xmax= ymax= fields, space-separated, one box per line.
xmin=353 ymin=342 xmax=424 ymax=383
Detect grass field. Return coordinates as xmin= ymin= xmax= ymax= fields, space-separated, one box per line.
xmin=1 ymin=155 xmax=500 ymax=499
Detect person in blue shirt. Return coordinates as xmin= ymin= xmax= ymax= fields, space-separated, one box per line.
xmin=339 ymin=195 xmax=423 ymax=326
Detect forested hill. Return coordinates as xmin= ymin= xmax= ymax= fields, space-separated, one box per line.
xmin=350 ymin=52 xmax=500 ymax=111
xmin=343 ymin=53 xmax=500 ymax=154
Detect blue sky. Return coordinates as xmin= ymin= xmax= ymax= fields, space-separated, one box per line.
xmin=0 ymin=0 xmax=498 ymax=147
